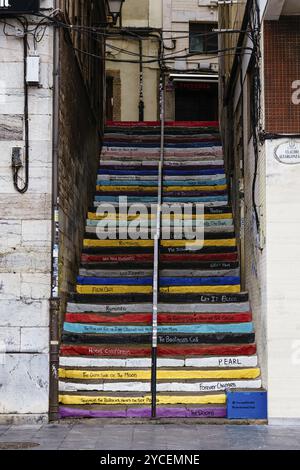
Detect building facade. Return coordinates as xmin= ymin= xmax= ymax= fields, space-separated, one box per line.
xmin=106 ymin=0 xmax=219 ymax=123
xmin=163 ymin=0 xmax=219 ymax=121
xmin=219 ymin=0 xmax=300 ymax=422
xmin=0 ymin=0 xmax=107 ymax=423
xmin=105 ymin=0 xmax=162 ymax=122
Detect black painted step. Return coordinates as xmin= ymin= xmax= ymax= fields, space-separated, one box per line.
xmin=62 ymin=332 xmax=255 ymax=345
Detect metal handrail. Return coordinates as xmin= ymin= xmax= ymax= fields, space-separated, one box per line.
xmin=151 ymin=73 xmax=165 ymax=419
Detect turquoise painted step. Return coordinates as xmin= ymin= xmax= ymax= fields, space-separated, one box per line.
xmin=63 ymin=322 xmax=254 ymax=335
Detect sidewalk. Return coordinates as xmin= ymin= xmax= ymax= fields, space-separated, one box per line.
xmin=0 ymin=423 xmax=300 ymax=450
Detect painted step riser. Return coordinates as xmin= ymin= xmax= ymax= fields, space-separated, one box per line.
xmin=98 ymin=174 xmax=226 ymax=181
xmin=99 ymin=160 xmax=224 ymax=167
xmin=79 ymin=269 xmax=153 ymax=278
xmin=63 ymin=323 xmax=253 ymax=335
xmin=97 ymin=181 xmax=227 ymax=188
xmin=59 ymin=406 xmax=227 ymax=419
xmin=62 ymin=332 xmax=255 ymax=345
xmin=65 ymin=312 xmax=251 ymax=325
xmin=101 ymin=151 xmax=222 ymax=158
xmin=93 ymin=199 xmax=228 ymax=207
xmin=66 ymin=302 xmax=251 ymax=313
xmin=60 ymin=344 xmax=257 ymax=358
xmin=77 ymin=275 xmax=240 ymax=285
xmin=78 ymin=269 xmax=240 ymax=278
xmin=85 ymin=228 xmax=236 ymax=240
xmin=59 ymin=355 xmax=258 ymax=368
xmin=59 ymin=379 xmax=262 ymax=393
xmin=102 ymin=148 xmax=223 ymax=156
xmin=87 ymin=222 xmax=233 ymax=231
xmin=82 ymin=240 xmax=237 ymax=249
xmin=59 ymin=368 xmax=260 ymax=381
xmin=102 ymin=147 xmax=223 ymax=155
xmin=86 ymin=220 xmax=234 ymax=228
xmin=93 ymin=200 xmax=227 ymax=209
xmin=59 ymin=394 xmax=226 ymax=406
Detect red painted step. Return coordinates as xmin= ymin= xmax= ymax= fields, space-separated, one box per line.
xmin=106 ymin=121 xmax=219 ymax=128
xmin=161 ymin=253 xmax=238 ymax=263
xmin=81 ymin=254 xmax=153 ymax=263
xmin=65 ymin=312 xmax=252 ymax=325
xmin=60 ymin=343 xmax=257 ymax=358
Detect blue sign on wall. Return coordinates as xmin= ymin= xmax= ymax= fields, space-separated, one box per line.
xmin=227 ymin=390 xmax=268 ymax=420
xmin=0 ymin=1 xmax=40 ymax=16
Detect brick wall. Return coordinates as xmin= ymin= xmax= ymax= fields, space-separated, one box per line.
xmin=58 ymin=31 xmax=104 ymax=322
xmin=264 ymin=17 xmax=300 ymax=133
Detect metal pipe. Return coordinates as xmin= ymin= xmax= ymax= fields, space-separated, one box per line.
xmin=151 ymin=70 xmax=165 ymax=419
xmin=49 ymin=1 xmax=60 ymax=422
xmin=139 ymin=39 xmax=145 ymax=121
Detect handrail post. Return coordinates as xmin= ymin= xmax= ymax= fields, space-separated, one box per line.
xmin=151 ymin=70 xmax=165 ymax=419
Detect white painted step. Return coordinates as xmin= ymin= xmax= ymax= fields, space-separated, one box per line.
xmin=59 ymin=356 xmax=258 ymax=369
xmin=67 ymin=302 xmax=250 ymax=314
xmin=59 ymin=379 xmax=262 ymax=393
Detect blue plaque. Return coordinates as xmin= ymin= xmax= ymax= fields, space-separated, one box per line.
xmin=227 ymin=390 xmax=267 ymax=420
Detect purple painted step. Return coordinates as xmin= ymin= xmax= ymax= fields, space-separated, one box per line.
xmin=59 ymin=406 xmax=227 ymax=419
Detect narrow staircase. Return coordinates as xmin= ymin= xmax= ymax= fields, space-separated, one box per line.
xmin=59 ymin=121 xmax=261 ymax=420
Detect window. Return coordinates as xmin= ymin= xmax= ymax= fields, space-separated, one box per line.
xmin=189 ymin=22 xmax=218 ymax=54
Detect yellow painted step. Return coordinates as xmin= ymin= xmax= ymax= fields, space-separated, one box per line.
xmin=96 ymin=186 xmax=157 ymax=192
xmin=59 ymin=368 xmax=261 ymax=381
xmin=76 ymin=285 xmax=152 ymax=295
xmin=160 ymin=285 xmax=241 ymax=294
xmin=164 ymin=185 xmax=227 ymax=192
xmin=161 ymin=239 xmax=236 ymax=247
xmin=83 ymin=239 xmax=236 ymax=248
xmin=59 ymin=394 xmax=226 ymax=405
xmin=83 ymin=239 xmax=154 ymax=248
xmin=88 ymin=212 xmax=233 ymax=221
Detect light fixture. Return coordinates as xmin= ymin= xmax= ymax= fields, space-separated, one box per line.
xmin=108 ymin=0 xmax=125 ymax=25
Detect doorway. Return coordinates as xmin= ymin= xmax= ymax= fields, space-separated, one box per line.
xmin=106 ymin=76 xmax=114 ymax=121
xmin=175 ymin=81 xmax=218 ymax=121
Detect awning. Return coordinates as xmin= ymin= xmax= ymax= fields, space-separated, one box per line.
xmin=169 ymin=73 xmax=219 ymax=84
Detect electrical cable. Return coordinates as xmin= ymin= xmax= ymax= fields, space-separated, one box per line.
xmin=249 ymin=0 xmax=262 ymax=238
xmin=11 ymin=18 xmax=30 ymax=193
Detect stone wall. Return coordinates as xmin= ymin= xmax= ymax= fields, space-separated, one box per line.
xmin=0 ymin=3 xmax=55 ymax=422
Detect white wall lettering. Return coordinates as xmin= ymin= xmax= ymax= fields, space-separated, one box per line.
xmin=292 ymin=80 xmax=300 ymax=105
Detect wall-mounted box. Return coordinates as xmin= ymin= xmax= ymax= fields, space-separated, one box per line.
xmin=227 ymin=389 xmax=268 ymax=420
xmin=26 ymin=55 xmax=40 ymax=85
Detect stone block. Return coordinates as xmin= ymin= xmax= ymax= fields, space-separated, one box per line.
xmin=20 ymin=327 xmax=49 ymax=353
xmin=0 ymin=273 xmax=21 ymax=300
xmin=0 ymin=327 xmax=20 ymax=352
xmin=0 ymin=115 xmax=23 ymax=140
xmin=0 ymin=354 xmax=49 ymax=414
xmin=0 ymin=299 xmax=49 ymax=327
xmin=0 ymin=248 xmax=51 ymax=274
xmin=0 ymin=194 xmax=51 ymax=220
xmin=20 ymin=273 xmax=51 ymax=300
xmin=22 ymin=220 xmax=52 ymax=244
xmin=0 ymin=221 xmax=21 ymax=251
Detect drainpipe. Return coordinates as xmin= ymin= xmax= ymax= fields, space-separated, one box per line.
xmin=49 ymin=1 xmax=60 ymax=422
xmin=139 ymin=39 xmax=145 ymax=121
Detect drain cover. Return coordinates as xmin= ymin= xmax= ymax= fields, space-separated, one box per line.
xmin=0 ymin=442 xmax=40 ymax=450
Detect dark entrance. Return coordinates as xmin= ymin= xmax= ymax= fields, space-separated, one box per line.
xmin=106 ymin=76 xmax=114 ymax=121
xmin=175 ymin=81 xmax=218 ymax=121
